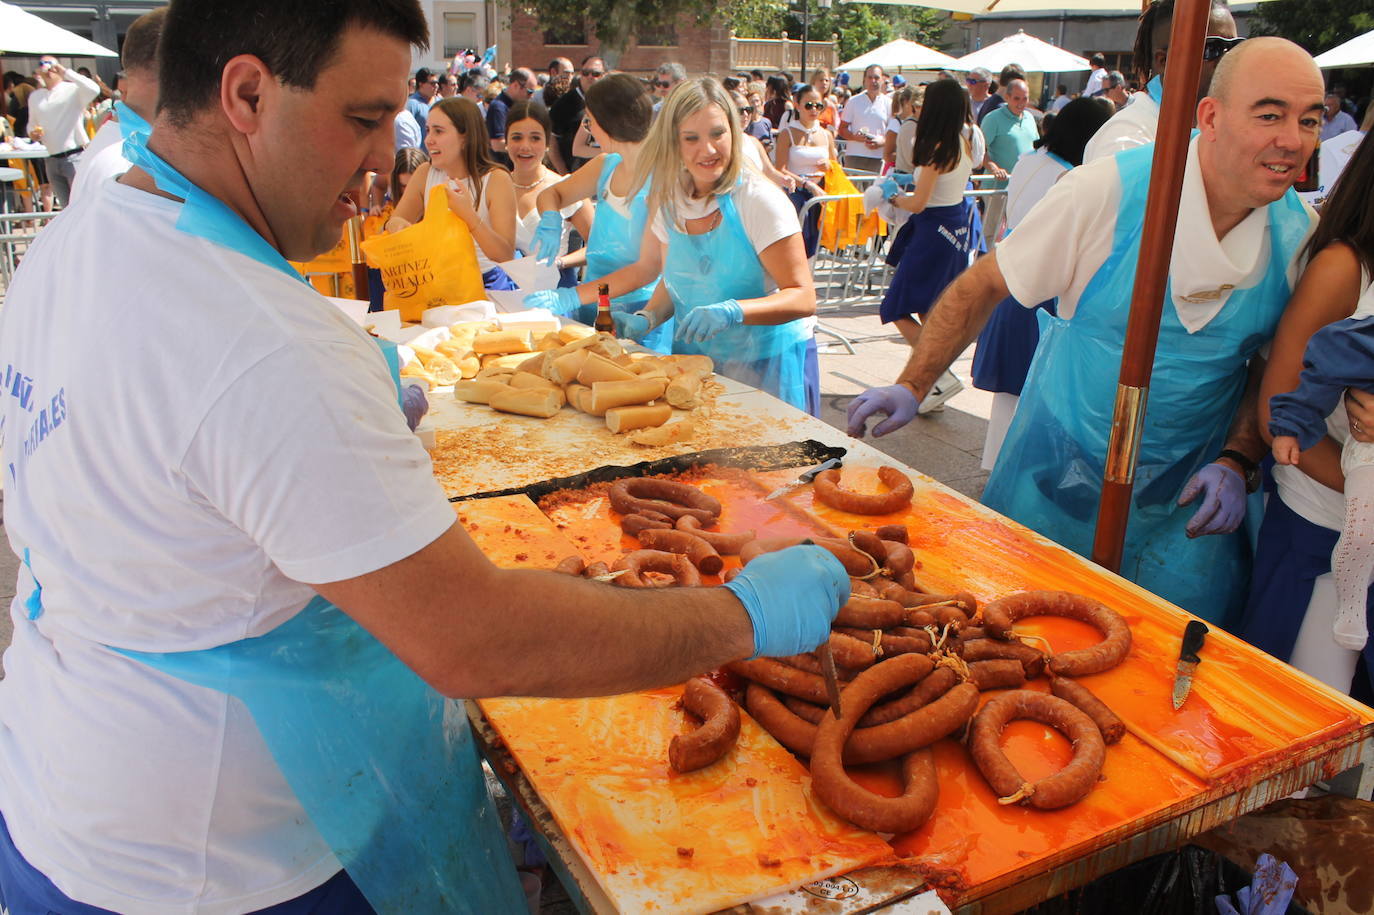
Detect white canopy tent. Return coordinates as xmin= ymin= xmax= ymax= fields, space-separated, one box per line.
xmin=0 ymin=0 xmax=118 ymax=56
xmin=1314 ymin=28 xmax=1374 ymax=69
xmin=952 ymin=30 xmax=1091 ymax=73
xmin=862 ymin=0 xmax=1149 ymax=11
xmin=837 ymin=38 xmax=962 ymax=74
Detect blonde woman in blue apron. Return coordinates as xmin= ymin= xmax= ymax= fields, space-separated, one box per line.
xmin=520 ymin=74 xmax=676 ymax=351
xmin=621 ymin=77 xmax=820 ymax=413
xmin=0 ymin=6 xmax=852 ymax=913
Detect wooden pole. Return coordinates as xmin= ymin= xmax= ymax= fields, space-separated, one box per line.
xmin=1089 ymin=0 xmax=1210 ymax=572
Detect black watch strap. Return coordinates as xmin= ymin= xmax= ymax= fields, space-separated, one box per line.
xmin=1217 ymin=449 xmax=1260 ymax=493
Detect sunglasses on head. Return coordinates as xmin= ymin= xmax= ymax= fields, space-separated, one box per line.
xmin=1202 ymin=35 xmax=1245 ymax=61
xmin=803 ymin=101 xmax=825 ymax=111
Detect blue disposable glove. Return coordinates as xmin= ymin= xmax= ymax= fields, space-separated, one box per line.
xmin=522 ymin=286 xmax=580 ymax=316
xmin=1178 ymin=462 xmax=1246 ymax=537
xmin=724 ymin=546 xmax=850 ymax=658
xmin=678 ymin=299 xmax=743 ymax=344
xmin=846 ymin=384 xmax=919 ymax=438
xmin=611 ymin=310 xmax=649 ymax=341
xmin=401 ymin=383 xmax=428 ymax=431
xmin=529 ymin=211 xmax=564 ymax=265
xmin=891 ymin=170 xmax=915 ymax=188
xmin=879 ymin=176 xmax=901 ymax=199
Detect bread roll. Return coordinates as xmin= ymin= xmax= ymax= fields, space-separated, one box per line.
xmin=628 ymin=418 xmax=698 ymax=446
xmin=476 ymin=364 xmax=516 ymax=380
xmin=589 ymin=377 xmax=669 ymax=414
xmin=564 ymin=383 xmax=591 ymax=413
xmin=577 ymin=352 xmax=638 ymax=385
xmin=480 ymin=352 xmax=534 ymax=371
xmin=509 ymin=372 xmax=559 ymax=391
xmin=489 ymin=386 xmax=565 ymax=418
xmin=516 ymin=351 xmax=548 ymax=375
xmin=605 ymin=404 xmax=672 ymax=434
xmin=557 ymin=324 xmax=597 ymax=344
xmin=665 ymin=354 xmax=714 ymax=376
xmin=454 ymin=378 xmax=511 ymax=404
xmin=411 ymin=346 xmax=462 ymax=385
xmin=548 ymin=348 xmax=592 ymax=385
xmin=472 ymin=329 xmax=534 ymax=355
xmin=665 ymin=371 xmax=703 ymax=409
xmin=399 ymin=361 xmax=435 ymax=390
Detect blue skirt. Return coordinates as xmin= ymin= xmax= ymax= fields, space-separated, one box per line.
xmin=971 ymin=296 xmax=1056 ymax=395
xmin=880 ymin=199 xmax=983 ymax=323
xmin=787 ymin=188 xmax=822 ymax=259
xmin=1235 ymin=491 xmax=1374 ymax=695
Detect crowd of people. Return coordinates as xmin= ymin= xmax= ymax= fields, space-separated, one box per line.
xmin=1 ymin=0 xmax=1373 ymax=910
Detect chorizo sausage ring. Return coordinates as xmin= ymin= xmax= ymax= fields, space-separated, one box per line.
xmin=834 ymin=595 xmax=908 ymax=629
xmin=635 ymin=528 xmax=724 ymax=575
xmin=747 ymin=671 xmax=973 ymax=766
xmin=967 ymin=658 xmax=1028 ymax=691
xmin=980 ymin=591 xmax=1132 ymax=676
xmin=728 ymin=658 xmax=832 ymax=705
xmin=968 ymin=690 xmax=1107 ymax=809
xmin=812 ymin=466 xmax=915 ymax=515
xmin=611 ymin=550 xmax=702 ymax=588
xmin=834 ymin=626 xmax=932 ymax=658
xmin=669 ymin=677 xmax=741 ymax=772
xmin=1049 ymin=677 xmax=1126 ymax=745
xmin=607 ymin=478 xmax=721 ymax=523
xmin=785 ymin=666 xmax=957 ymax=728
xmin=674 ymin=515 xmax=756 ymax=555
xmin=739 ymin=536 xmax=878 ymax=578
xmin=554 ymin=556 xmax=586 ymax=576
xmin=960 ymin=638 xmax=1047 ymax=679
xmin=621 ymin=513 xmax=673 ymax=536
xmin=876 ymin=524 xmax=910 ymax=544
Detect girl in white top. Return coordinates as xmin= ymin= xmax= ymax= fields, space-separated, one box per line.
xmin=387 ymin=97 xmax=517 ymax=287
xmin=884 ymin=86 xmax=923 ymax=174
xmin=878 ymin=78 xmax=981 ymax=349
xmin=774 ymin=84 xmax=837 ymax=258
xmin=504 ymin=100 xmax=592 ymax=285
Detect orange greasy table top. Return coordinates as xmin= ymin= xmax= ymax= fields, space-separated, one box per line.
xmin=454 ymin=497 xmax=893 ymax=915
xmin=529 ymin=464 xmax=1374 ymax=904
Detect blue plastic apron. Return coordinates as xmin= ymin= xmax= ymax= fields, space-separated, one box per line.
xmin=57 ymin=134 xmax=525 ymax=913
xmin=577 ymin=153 xmax=673 ymax=352
xmin=981 ymin=143 xmax=1310 ymax=625
xmin=662 ymin=189 xmax=812 ymax=410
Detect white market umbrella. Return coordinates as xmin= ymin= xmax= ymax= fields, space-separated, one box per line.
xmin=1314 ymin=28 xmax=1374 ymax=69
xmin=0 ymin=1 xmax=118 ymax=56
xmin=866 ymin=0 xmax=1148 ymax=12
xmin=952 ymin=30 xmax=1090 ymax=73
xmin=838 ymin=38 xmax=961 ymax=73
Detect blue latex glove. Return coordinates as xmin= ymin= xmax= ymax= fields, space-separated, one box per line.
xmin=611 ymin=310 xmax=649 ymax=341
xmin=846 ymin=384 xmax=919 ymax=438
xmin=522 ymin=287 xmax=580 ymax=316
xmin=401 ymin=383 xmax=428 ymax=431
xmin=529 ymin=210 xmax=564 ymax=265
xmin=1178 ymin=462 xmax=1246 ymax=537
xmin=1215 ymin=853 xmax=1297 ymax=915
xmin=724 ymin=546 xmax=850 ymax=658
xmin=678 ymin=299 xmax=743 ymax=344
xmin=891 ymin=170 xmax=915 ymax=188
xmin=879 ymin=176 xmax=902 ymax=199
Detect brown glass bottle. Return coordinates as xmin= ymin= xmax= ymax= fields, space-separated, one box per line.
xmin=1293 ymin=137 xmax=1321 ymax=193
xmin=594 ymin=283 xmax=615 ymax=334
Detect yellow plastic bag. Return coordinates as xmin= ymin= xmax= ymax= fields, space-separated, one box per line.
xmin=290 ymin=228 xmax=356 ymax=298
xmin=360 ymin=184 xmax=484 ymax=322
xmin=818 ymin=161 xmax=862 ymax=251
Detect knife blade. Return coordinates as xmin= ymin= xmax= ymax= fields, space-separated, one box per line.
xmin=765 ymin=457 xmax=843 ymax=501
xmin=1172 ymin=619 xmax=1209 ymax=710
xmin=817 ymin=640 xmax=843 ymax=719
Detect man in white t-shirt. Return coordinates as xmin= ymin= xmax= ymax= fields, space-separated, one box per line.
xmin=1083 ymin=0 xmax=1238 ymax=163
xmin=848 ymin=38 xmax=1324 ymax=623
xmin=838 ymin=65 xmax=891 ymax=173
xmin=0 ymin=2 xmax=847 ymax=912
xmin=70 ymin=7 xmax=165 ymax=203
xmin=1083 ymin=53 xmax=1108 ymax=98
xmin=26 ymin=56 xmax=100 ymax=207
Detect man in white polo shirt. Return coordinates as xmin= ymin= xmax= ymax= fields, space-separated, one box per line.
xmin=848 ymin=38 xmax=1324 ymax=627
xmin=839 ymin=64 xmax=891 ymax=173
xmin=0 ymin=1 xmax=848 ymax=911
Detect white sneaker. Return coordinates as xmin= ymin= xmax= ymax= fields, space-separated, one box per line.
xmin=919 ymin=371 xmax=964 ymax=414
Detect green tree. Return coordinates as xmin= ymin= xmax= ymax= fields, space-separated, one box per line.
xmin=1250 ymin=0 xmax=1374 ymax=54
xmin=516 ymin=0 xmax=716 ymax=53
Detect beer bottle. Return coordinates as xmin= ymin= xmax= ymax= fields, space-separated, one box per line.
xmin=1294 ymin=137 xmax=1321 ymax=194
xmin=595 ymin=283 xmax=615 ymax=335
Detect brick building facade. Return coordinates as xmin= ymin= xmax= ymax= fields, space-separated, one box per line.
xmin=508 ymin=10 xmax=733 ymax=79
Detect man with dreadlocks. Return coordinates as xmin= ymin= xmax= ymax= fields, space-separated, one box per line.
xmin=1083 ymin=0 xmax=1240 ymax=162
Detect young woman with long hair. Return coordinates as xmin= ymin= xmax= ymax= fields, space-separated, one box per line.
xmin=387 ymin=97 xmax=518 ymax=289
xmin=503 ymin=100 xmax=593 ymax=289
xmin=1240 ymin=128 xmax=1374 ymax=702
xmin=774 ymin=83 xmax=836 ymax=259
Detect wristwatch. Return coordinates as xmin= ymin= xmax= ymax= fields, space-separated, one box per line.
xmin=1217 ymin=449 xmax=1260 ymax=493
